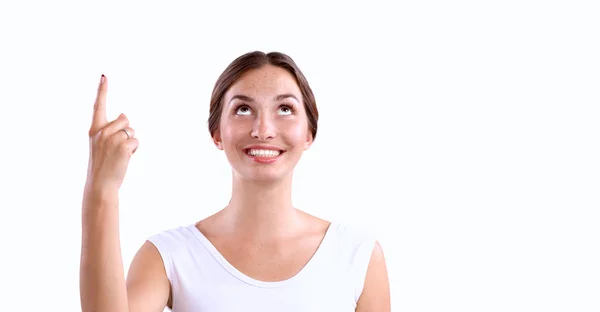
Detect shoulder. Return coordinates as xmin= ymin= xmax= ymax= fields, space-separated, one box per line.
xmin=126 ymin=229 xmax=183 ymax=311
xmin=148 ymin=224 xmax=195 ymax=245
xmin=146 ymin=224 xmax=199 ymax=264
xmin=337 ymin=222 xmax=391 ymax=311
xmin=355 ymin=238 xmax=391 ymax=311
xmin=328 ymin=221 xmax=378 ymax=253
xmin=326 ymin=222 xmax=389 ymax=307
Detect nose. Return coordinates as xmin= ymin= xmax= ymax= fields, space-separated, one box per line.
xmin=251 ymin=113 xmax=276 ymax=141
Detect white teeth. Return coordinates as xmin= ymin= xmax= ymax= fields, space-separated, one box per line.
xmin=247 ymin=149 xmax=281 ymax=157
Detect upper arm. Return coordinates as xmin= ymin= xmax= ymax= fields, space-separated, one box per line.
xmin=125 ymin=240 xmax=172 ymax=312
xmin=356 ymin=241 xmax=391 ymax=312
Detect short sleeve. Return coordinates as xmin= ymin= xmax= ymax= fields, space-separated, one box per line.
xmin=351 ymin=234 xmax=377 ymax=303
xmin=147 ymin=231 xmax=175 ymax=284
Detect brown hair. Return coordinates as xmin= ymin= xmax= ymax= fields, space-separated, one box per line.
xmin=208 ymin=51 xmax=319 ymax=140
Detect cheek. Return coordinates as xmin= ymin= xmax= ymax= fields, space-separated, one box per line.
xmin=281 ymin=120 xmax=309 ymax=145
xmin=220 ymin=119 xmax=248 ymax=146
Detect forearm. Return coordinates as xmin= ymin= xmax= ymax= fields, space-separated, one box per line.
xmin=79 ymin=187 xmax=129 ymax=312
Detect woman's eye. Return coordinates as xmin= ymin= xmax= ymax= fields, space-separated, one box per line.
xmin=277 ymin=105 xmax=293 ymax=116
xmin=236 ymin=105 xmax=252 ymax=115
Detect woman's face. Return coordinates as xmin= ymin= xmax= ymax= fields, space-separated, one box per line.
xmin=214 ymin=64 xmax=313 ymax=182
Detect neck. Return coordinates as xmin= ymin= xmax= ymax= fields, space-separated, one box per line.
xmin=223 ymin=171 xmax=299 ymax=239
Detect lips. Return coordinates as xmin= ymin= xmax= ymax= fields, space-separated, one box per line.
xmin=245 ymin=149 xmax=282 ymax=157
xmin=243 ymin=145 xmax=286 ymax=163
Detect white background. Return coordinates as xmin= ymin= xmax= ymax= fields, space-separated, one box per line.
xmin=0 ymin=0 xmax=598 ymax=311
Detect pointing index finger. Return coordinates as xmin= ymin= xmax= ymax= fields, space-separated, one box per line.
xmin=92 ymin=74 xmax=108 ymax=131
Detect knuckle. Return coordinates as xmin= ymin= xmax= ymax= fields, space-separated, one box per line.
xmin=91 ymin=129 xmax=104 ymax=142
xmin=118 ymin=141 xmax=131 ymax=153
xmin=107 ymin=133 xmax=120 ymax=145
xmin=99 ymin=128 xmax=111 ymax=140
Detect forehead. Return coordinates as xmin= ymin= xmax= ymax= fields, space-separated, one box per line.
xmin=225 ymin=64 xmax=302 ymax=100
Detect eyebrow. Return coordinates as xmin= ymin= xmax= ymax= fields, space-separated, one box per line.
xmin=229 ymin=93 xmax=299 ymax=104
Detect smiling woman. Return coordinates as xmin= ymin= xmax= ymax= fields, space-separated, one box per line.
xmin=213 ymin=60 xmax=314 ymax=183
xmin=79 ymin=51 xmax=390 ymax=312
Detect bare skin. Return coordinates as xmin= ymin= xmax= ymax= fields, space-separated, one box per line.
xmin=196 ymin=208 xmax=332 ymax=283
xmin=80 ymin=66 xmax=391 ymax=312
xmin=79 ymin=75 xmax=169 ymax=312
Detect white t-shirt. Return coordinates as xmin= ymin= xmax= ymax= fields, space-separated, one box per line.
xmin=148 ymin=222 xmax=376 ymax=312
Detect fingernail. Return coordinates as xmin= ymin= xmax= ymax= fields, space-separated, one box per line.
xmin=100 ymin=74 xmax=105 ymax=84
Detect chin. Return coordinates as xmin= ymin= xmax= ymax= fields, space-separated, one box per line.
xmin=226 ymin=148 xmax=300 ymax=183
xmin=234 ymin=167 xmax=293 ymax=183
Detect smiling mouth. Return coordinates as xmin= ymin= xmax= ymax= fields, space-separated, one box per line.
xmin=244 ymin=148 xmax=285 ymax=158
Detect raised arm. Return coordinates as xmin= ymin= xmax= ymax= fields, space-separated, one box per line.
xmin=79 ymin=75 xmax=169 ymax=312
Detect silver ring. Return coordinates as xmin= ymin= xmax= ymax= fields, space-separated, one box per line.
xmin=121 ymin=128 xmax=130 ymax=139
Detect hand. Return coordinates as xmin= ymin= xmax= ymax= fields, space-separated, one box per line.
xmin=85 ymin=75 xmax=139 ymax=191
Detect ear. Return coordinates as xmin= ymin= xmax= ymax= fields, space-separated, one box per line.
xmin=304 ymin=131 xmax=314 ymax=150
xmin=213 ymin=130 xmax=224 ymax=150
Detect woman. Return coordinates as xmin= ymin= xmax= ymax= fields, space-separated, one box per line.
xmin=80 ymin=51 xmax=390 ymax=311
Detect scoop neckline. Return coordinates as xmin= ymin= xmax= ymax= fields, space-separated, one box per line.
xmin=187 ymin=221 xmax=337 ymax=288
